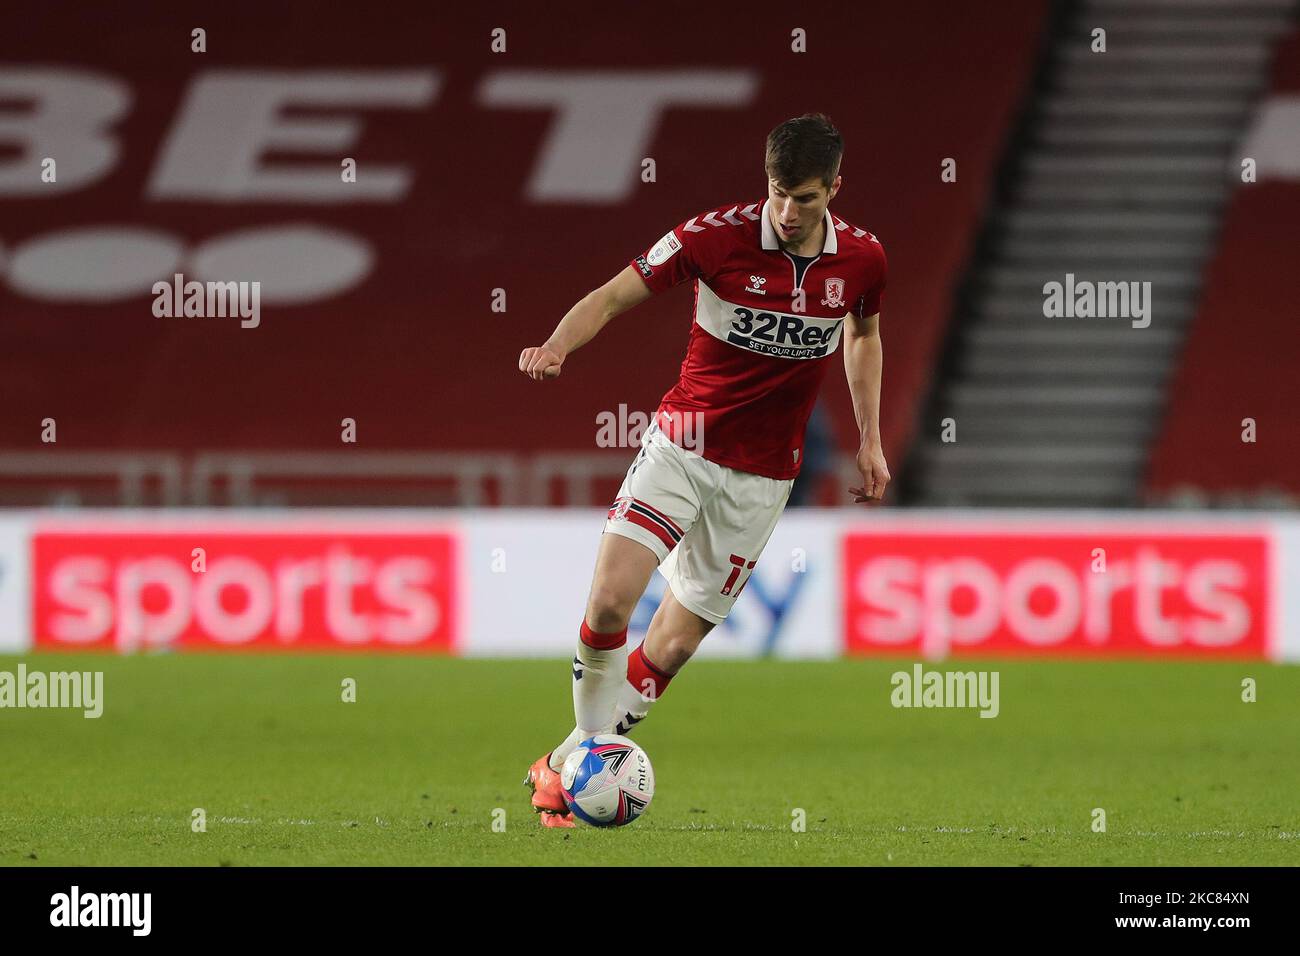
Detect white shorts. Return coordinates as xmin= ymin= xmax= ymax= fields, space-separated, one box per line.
xmin=603 ymin=425 xmax=794 ymax=625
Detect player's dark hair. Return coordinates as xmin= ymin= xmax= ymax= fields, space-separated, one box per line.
xmin=764 ymin=113 xmax=843 ymax=190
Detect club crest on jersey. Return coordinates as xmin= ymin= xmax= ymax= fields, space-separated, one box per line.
xmin=821 ymin=277 xmax=846 ymax=309
xmin=609 ymin=496 xmax=633 ymax=521
xmin=745 ymin=275 xmax=768 ymax=295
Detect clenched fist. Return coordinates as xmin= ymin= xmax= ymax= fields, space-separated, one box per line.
xmin=518 ymin=344 xmax=565 ymax=381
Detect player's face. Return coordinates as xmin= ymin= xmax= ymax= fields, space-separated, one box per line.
xmin=767 ymin=175 xmax=840 ymax=248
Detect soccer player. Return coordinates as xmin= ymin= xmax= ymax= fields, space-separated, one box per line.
xmin=518 ymin=113 xmax=888 ymax=827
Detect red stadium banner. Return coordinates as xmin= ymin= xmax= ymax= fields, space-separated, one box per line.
xmin=0 ymin=1 xmax=1048 ymax=492
xmin=32 ymin=528 xmax=458 ymax=653
xmin=842 ymin=529 xmax=1272 ymax=658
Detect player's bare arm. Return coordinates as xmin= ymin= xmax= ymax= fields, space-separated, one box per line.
xmin=843 ymin=308 xmax=889 ymax=502
xmin=518 ymin=266 xmax=654 ymax=381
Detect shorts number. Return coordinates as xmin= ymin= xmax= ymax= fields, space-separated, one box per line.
xmin=720 ymin=553 xmax=757 ymax=597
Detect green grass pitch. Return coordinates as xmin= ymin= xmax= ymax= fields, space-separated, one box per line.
xmin=1 ymin=654 xmax=1296 ymax=866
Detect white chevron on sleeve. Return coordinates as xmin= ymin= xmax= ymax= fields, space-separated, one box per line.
xmin=832 ymin=216 xmax=871 ymax=239
xmin=740 ymin=203 xmax=760 ymax=220
xmin=702 ymin=211 xmax=725 ymax=228
xmin=722 ymin=205 xmax=743 ymax=225
xmin=682 ymin=217 xmax=706 ymax=233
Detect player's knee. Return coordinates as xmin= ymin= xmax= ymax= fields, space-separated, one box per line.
xmin=585 ymin=587 xmax=635 ymax=634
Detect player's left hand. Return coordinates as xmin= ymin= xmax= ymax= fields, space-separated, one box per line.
xmin=849 ymin=443 xmax=890 ymax=503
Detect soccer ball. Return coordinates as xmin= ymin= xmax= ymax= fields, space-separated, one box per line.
xmin=559 ymin=734 xmax=655 ymax=827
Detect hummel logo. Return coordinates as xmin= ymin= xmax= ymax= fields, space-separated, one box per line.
xmin=745 ymin=275 xmax=768 ymax=295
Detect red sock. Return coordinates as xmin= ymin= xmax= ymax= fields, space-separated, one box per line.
xmin=627 ymin=643 xmax=674 ymax=699
xmin=580 ymin=619 xmax=628 ymax=650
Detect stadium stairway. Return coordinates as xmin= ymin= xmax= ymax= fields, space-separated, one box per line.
xmin=909 ymin=0 xmax=1297 ymax=507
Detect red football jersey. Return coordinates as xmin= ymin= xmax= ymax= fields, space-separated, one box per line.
xmin=630 ymin=199 xmax=887 ymax=479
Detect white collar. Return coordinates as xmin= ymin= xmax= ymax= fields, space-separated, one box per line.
xmin=759 ymin=198 xmax=838 ymax=255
